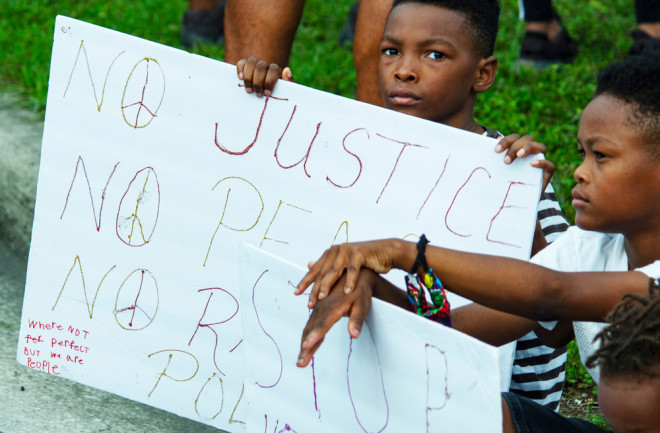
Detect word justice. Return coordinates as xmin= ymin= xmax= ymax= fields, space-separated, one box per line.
xmin=213 ymin=94 xmax=539 ymax=248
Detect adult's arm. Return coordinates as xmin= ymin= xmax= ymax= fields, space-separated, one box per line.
xmin=224 ymin=0 xmax=305 ymax=65
xmin=353 ymin=0 xmax=392 ymax=105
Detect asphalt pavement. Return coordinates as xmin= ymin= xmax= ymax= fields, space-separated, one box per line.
xmin=0 ymin=89 xmax=224 ymax=433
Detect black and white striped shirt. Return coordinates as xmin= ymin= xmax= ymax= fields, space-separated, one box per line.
xmin=481 ymin=128 xmax=570 ymax=411
xmin=509 ymin=187 xmax=570 ymax=411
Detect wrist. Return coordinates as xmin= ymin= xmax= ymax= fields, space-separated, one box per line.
xmin=390 ymin=238 xmax=417 ymax=272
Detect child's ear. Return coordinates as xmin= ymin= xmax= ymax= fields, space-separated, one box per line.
xmin=473 ymin=56 xmax=498 ymax=94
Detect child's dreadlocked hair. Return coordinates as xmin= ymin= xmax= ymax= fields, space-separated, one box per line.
xmin=586 ymin=279 xmax=660 ymax=380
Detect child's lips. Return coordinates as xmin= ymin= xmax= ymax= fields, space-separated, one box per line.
xmin=572 ymin=188 xmax=589 ymax=207
xmin=388 ymin=88 xmax=421 ymax=106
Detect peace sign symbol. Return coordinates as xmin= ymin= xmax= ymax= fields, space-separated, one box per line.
xmin=121 ymin=57 xmax=165 ymax=129
xmin=114 ymin=268 xmax=159 ymax=330
xmin=116 ymin=167 xmax=161 ymax=247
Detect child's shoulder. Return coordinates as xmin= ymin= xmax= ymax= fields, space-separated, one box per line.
xmin=533 ymin=227 xmax=625 ymax=272
xmin=562 ymin=226 xmax=621 ymax=244
xmin=550 ymin=227 xmax=623 ymax=253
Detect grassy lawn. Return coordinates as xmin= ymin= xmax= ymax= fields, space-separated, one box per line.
xmin=2 ymin=0 xmax=637 ymax=427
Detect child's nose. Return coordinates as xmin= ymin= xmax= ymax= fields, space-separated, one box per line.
xmin=394 ymin=58 xmax=418 ymax=82
xmin=573 ymin=162 xmax=590 ymax=183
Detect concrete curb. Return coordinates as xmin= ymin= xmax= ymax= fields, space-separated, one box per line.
xmin=0 ymin=92 xmax=42 ymax=258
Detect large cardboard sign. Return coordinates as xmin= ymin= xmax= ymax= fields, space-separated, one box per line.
xmin=240 ymin=244 xmax=502 ymax=433
xmin=16 ymin=16 xmax=541 ymax=431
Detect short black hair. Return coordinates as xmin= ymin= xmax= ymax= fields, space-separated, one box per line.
xmin=390 ymin=0 xmax=500 ymax=58
xmin=595 ymin=54 xmax=660 ymax=159
xmin=586 ymin=281 xmax=660 ymax=381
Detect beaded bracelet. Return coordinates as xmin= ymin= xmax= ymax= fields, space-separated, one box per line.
xmin=404 ymin=234 xmax=451 ymax=327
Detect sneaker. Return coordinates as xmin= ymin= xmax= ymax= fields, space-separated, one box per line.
xmin=518 ymin=27 xmax=578 ymax=69
xmin=182 ymin=2 xmax=225 ymax=49
xmin=339 ymin=3 xmax=359 ymax=45
xmin=629 ymin=29 xmax=660 ymax=56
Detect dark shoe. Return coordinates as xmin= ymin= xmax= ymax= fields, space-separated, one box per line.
xmin=182 ymin=2 xmax=225 ymax=48
xmin=518 ymin=27 xmax=578 ymax=69
xmin=339 ymin=3 xmax=358 ymax=45
xmin=629 ymin=29 xmax=660 ymax=56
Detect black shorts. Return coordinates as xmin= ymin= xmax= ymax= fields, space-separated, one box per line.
xmin=502 ymin=392 xmax=610 ymax=433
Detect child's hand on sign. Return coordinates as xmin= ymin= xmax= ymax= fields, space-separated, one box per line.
xmin=236 ymin=57 xmax=295 ymax=97
xmin=295 ymin=240 xmax=399 ymax=306
xmin=495 ymin=133 xmax=556 ymax=255
xmin=494 ymin=134 xmax=556 ymax=194
xmin=297 ymin=268 xmax=386 ymax=368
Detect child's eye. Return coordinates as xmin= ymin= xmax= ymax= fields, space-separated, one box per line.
xmin=382 ymin=48 xmax=398 ymax=56
xmin=594 ymin=152 xmax=606 ymax=160
xmin=577 ymin=149 xmax=585 ymax=160
xmin=427 ymin=51 xmax=445 ymax=60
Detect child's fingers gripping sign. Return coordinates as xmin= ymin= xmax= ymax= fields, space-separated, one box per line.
xmin=236 ymin=57 xmax=281 ymax=96
xmin=236 ymin=58 xmax=294 ymax=97
xmin=531 ymin=158 xmax=556 ymax=195
xmin=495 ymin=134 xmax=547 ymax=164
xmin=495 ymin=133 xmax=555 ymax=193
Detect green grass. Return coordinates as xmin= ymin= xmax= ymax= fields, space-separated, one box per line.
xmin=0 ymin=0 xmax=637 ymax=219
xmin=564 ymin=341 xmax=608 ymax=427
xmin=1 ymin=0 xmax=634 ymax=426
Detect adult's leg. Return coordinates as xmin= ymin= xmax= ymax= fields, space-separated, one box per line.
xmin=223 ymin=0 xmax=305 ymax=65
xmin=520 ymin=0 xmax=564 ymax=41
xmin=635 ymin=0 xmax=660 ymax=36
xmin=520 ymin=0 xmax=554 ymax=22
xmin=189 ymin=0 xmax=222 ymax=10
xmin=182 ymin=0 xmax=225 ymax=48
xmin=353 ymin=0 xmax=392 ymax=106
xmin=630 ymin=0 xmax=660 ymax=54
xmin=518 ymin=0 xmax=577 ymax=66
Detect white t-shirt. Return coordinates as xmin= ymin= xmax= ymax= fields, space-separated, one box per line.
xmin=531 ymin=226 xmax=660 ymax=383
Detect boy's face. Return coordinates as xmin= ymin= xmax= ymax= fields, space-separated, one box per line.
xmin=572 ymin=95 xmax=660 ymax=235
xmin=378 ymin=3 xmax=483 ymax=128
xmin=598 ymin=375 xmax=660 ymax=433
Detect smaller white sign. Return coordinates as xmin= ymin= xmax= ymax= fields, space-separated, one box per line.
xmin=240 ymin=243 xmax=502 ymax=433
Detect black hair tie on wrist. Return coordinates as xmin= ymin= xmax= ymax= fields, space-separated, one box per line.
xmin=649 ymin=277 xmax=660 ymax=295
xmin=410 ymin=234 xmax=430 ymax=274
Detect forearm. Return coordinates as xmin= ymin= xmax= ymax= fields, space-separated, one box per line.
xmin=371 ymin=271 xmax=538 ymax=347
xmin=534 ymin=320 xmax=574 ymax=348
xmin=371 ymin=273 xmax=414 ymax=313
xmin=389 ymin=238 xmax=650 ymax=322
xmin=452 ymin=304 xmax=538 ymax=347
xmin=530 ymin=219 xmax=548 ymax=256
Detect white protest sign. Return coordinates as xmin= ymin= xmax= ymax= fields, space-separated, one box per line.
xmin=239 ymin=244 xmax=502 ymax=433
xmin=16 ymin=16 xmax=540 ymax=432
